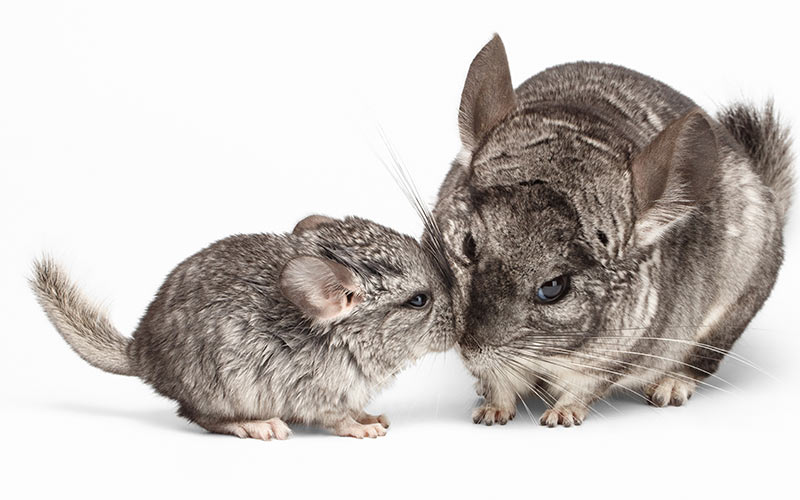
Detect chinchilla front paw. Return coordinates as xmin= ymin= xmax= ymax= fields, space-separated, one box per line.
xmin=645 ymin=376 xmax=696 ymax=407
xmin=539 ymin=405 xmax=588 ymax=428
xmin=472 ymin=404 xmax=516 ymax=426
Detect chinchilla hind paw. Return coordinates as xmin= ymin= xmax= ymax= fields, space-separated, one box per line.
xmin=645 ymin=376 xmax=696 ymax=407
xmin=355 ymin=412 xmax=391 ymax=429
xmin=201 ymin=418 xmax=293 ymax=441
xmin=334 ymin=417 xmax=388 ymax=439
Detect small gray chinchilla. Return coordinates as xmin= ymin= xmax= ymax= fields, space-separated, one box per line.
xmin=428 ymin=34 xmax=793 ymax=427
xmin=32 ymin=214 xmax=455 ymax=439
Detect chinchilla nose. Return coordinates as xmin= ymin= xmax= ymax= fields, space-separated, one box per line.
xmin=466 ymin=258 xmax=516 ymax=337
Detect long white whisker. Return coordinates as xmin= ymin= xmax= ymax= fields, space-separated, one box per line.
xmin=512 ymin=341 xmax=735 ymax=392
xmin=574 ymin=345 xmax=735 ymax=388
xmin=493 ymin=367 xmax=539 ymax=423
xmin=540 ymin=346 xmax=732 ymax=395
xmin=507 ymin=350 xmax=656 ymax=405
xmin=498 ymin=353 xmax=611 ymax=417
xmin=520 ymin=330 xmax=771 ymax=378
xmin=497 ymin=358 xmax=557 ymax=409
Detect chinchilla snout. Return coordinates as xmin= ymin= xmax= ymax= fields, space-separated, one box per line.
xmin=457 ymin=257 xmax=516 ymax=352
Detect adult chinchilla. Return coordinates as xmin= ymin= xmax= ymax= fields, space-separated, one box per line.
xmin=428 ymin=34 xmax=793 ymax=427
xmin=32 ymin=215 xmax=455 ymax=439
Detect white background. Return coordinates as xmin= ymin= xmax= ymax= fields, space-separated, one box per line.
xmin=1 ymin=1 xmax=798 ymax=498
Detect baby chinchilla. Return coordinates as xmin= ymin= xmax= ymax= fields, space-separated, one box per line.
xmin=32 ymin=215 xmax=455 ymax=440
xmin=429 ymin=34 xmax=793 ymax=427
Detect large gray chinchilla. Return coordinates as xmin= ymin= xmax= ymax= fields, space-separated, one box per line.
xmin=32 ymin=215 xmax=455 ymax=439
xmin=428 ymin=34 xmax=793 ymax=427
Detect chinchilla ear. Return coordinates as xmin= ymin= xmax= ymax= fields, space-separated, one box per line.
xmin=292 ymin=215 xmax=337 ymax=235
xmin=631 ymin=108 xmax=718 ymax=246
xmin=459 ymin=34 xmax=517 ymax=152
xmin=279 ymin=256 xmax=363 ymax=321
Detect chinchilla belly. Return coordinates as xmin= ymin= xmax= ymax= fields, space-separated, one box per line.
xmin=131 ymin=320 xmax=372 ymax=423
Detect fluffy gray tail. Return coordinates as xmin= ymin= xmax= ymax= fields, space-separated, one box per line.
xmin=718 ymin=101 xmax=794 ymax=224
xmin=30 ymin=258 xmax=136 ymax=376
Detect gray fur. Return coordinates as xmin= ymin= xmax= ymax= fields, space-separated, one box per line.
xmin=31 ymin=258 xmax=135 ymax=376
xmin=717 ymin=101 xmax=794 ymax=224
xmin=32 ymin=216 xmax=455 ymax=439
xmin=430 ymin=35 xmax=793 ymax=426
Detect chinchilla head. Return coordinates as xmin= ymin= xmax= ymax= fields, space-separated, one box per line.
xmin=282 ymin=215 xmax=456 ymax=378
xmin=431 ymin=35 xmax=720 ymax=381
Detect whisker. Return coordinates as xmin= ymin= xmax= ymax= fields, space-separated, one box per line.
xmin=521 ymin=327 xmax=741 ymax=359
xmin=509 ymin=340 xmax=735 ymax=391
xmin=371 ymin=124 xmax=457 ymax=364
xmin=515 ymin=390 xmax=537 ymax=424
xmin=512 ymin=345 xmax=670 ymax=388
xmin=374 ymin=125 xmax=455 ymax=290
xmin=495 ymin=356 xmax=557 ymax=409
xmin=505 ymin=349 xmax=660 ymax=405
xmin=534 ymin=356 xmax=655 ymax=406
xmin=497 ymin=352 xmax=611 ymax=417
xmin=515 ymin=335 xmax=722 ymax=362
xmin=492 ymin=367 xmax=539 ymax=423
xmin=539 ymin=346 xmax=732 ymax=395
xmin=568 ymin=345 xmax=734 ymax=388
xmin=519 ymin=330 xmax=769 ymax=376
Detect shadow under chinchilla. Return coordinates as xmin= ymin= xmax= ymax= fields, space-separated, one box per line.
xmin=48 ymin=401 xmax=342 ymax=438
xmin=47 ymin=400 xmax=204 ymax=434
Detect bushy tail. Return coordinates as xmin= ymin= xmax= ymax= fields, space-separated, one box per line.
xmin=30 ymin=258 xmax=136 ymax=376
xmin=718 ymin=101 xmax=794 ymax=224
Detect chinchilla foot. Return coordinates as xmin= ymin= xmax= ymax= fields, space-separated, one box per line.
xmin=646 ymin=376 xmax=696 ymax=407
xmin=202 ymin=418 xmax=293 ymax=441
xmin=539 ymin=405 xmax=588 ymax=428
xmin=472 ymin=404 xmax=516 ymax=426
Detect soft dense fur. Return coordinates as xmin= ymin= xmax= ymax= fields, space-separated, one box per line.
xmin=430 ymin=35 xmax=793 ymax=426
xmin=32 ymin=216 xmax=455 ymax=439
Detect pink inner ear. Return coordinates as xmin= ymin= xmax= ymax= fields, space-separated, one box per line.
xmin=315 ymin=297 xmax=346 ymax=320
xmin=279 ymin=256 xmax=362 ymax=321
xmin=317 ymin=289 xmax=362 ymax=320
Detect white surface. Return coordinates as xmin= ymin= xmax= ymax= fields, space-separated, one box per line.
xmin=1 ymin=1 xmax=798 ymax=498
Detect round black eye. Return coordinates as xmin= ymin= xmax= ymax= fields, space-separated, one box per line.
xmin=463 ymin=233 xmax=477 ymax=261
xmin=535 ymin=275 xmax=570 ymax=304
xmin=407 ymin=293 xmax=429 ymax=308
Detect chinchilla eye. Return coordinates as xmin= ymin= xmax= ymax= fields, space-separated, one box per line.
xmin=463 ymin=233 xmax=477 ymax=261
xmin=406 ymin=293 xmax=429 ymax=308
xmin=535 ymin=275 xmax=570 ymax=304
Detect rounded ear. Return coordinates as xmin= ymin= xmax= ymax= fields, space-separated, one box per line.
xmin=631 ymin=108 xmax=719 ymax=246
xmin=279 ymin=256 xmax=363 ymax=321
xmin=292 ymin=215 xmax=337 ymax=235
xmin=459 ymin=34 xmax=517 ymax=152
